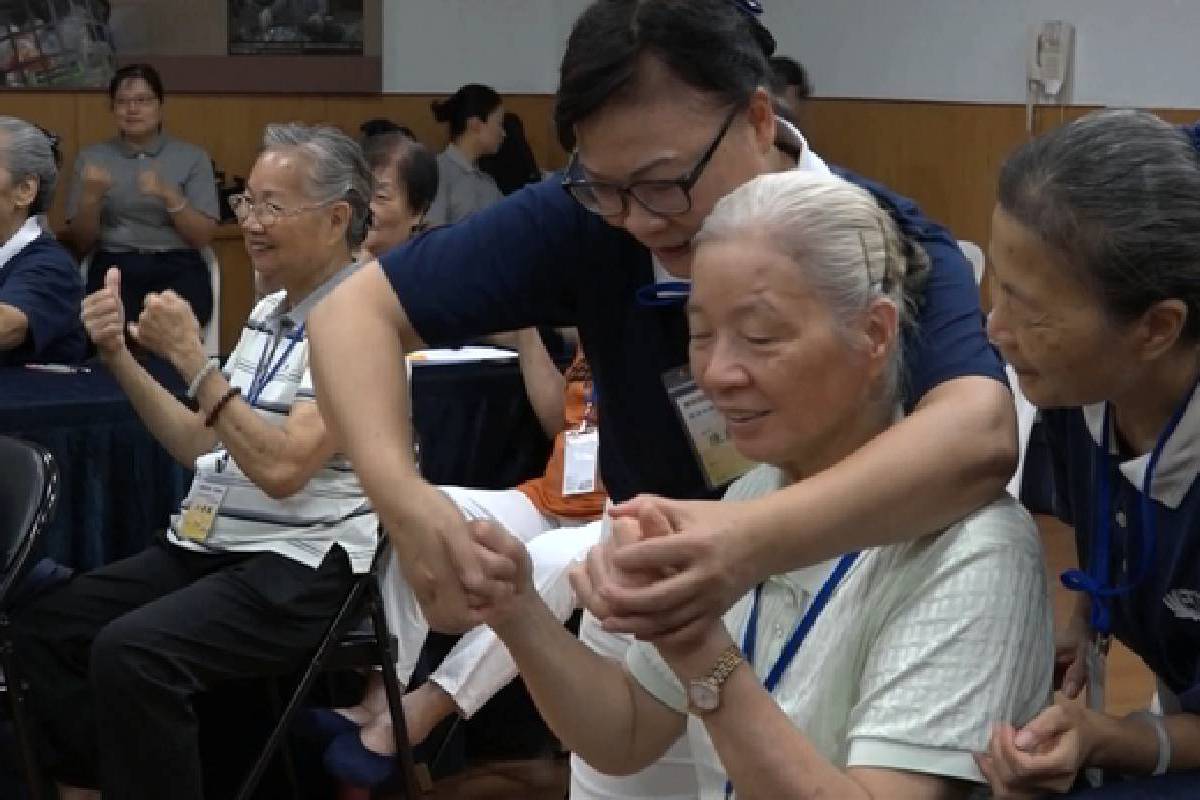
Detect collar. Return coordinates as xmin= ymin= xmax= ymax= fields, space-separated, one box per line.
xmin=1082 ymin=391 xmax=1200 ymax=509
xmin=116 ymin=133 xmax=167 ymax=158
xmin=774 ymin=116 xmax=832 ymax=178
xmin=0 ymin=217 xmax=44 ymax=271
xmin=264 ymin=261 xmax=360 ymax=331
xmin=444 ymin=143 xmax=480 ymax=175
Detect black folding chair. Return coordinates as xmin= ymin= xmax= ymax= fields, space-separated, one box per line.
xmin=236 ymin=537 xmax=431 ymax=800
xmin=0 ymin=437 xmax=59 ymax=800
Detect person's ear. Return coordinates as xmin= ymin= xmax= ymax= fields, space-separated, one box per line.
xmin=11 ymin=175 xmax=37 ymax=212
xmin=744 ymin=86 xmax=778 ymax=157
xmin=862 ymin=297 xmax=900 ymax=382
xmin=1134 ymin=298 xmax=1189 ymax=362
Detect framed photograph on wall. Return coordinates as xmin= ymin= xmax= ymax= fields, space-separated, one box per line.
xmin=228 ymin=0 xmax=363 ymax=55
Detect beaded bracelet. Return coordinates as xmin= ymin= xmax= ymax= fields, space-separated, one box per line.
xmin=205 ymin=386 xmax=241 ymax=428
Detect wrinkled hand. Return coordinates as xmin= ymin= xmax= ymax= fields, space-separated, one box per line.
xmin=389 ymin=485 xmax=517 ymax=633
xmin=1055 ymin=611 xmax=1091 ymax=699
xmin=596 ymin=495 xmax=758 ymax=649
xmin=80 ymin=266 xmax=127 ymax=356
xmin=80 ymin=162 xmax=113 ymax=199
xmin=468 ymin=519 xmax=533 ymax=630
xmin=975 ymin=699 xmax=1094 ymax=798
xmin=570 ymin=511 xmax=663 ymax=624
xmin=128 ymin=290 xmax=202 ymax=368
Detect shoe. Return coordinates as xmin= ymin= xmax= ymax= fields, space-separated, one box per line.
xmin=293 ymin=707 xmax=361 ymax=746
xmin=324 ymin=730 xmax=396 ymax=788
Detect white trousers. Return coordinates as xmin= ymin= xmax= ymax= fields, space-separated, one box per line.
xmin=380 ymin=487 xmax=697 ymax=799
xmin=382 ymin=486 xmax=600 ymax=711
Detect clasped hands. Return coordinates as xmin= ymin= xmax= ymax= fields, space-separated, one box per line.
xmin=81 ymin=266 xmax=205 ymax=375
xmin=467 ymin=494 xmax=759 ymax=658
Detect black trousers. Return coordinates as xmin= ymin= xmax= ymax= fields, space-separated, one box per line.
xmin=10 ymin=538 xmax=353 ymax=800
xmin=87 ymin=248 xmax=214 ymax=328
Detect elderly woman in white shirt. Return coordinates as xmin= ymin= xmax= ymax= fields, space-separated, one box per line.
xmin=471 ymin=170 xmax=1055 ymax=800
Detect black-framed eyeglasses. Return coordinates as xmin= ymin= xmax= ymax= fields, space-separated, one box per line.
xmin=562 ymin=105 xmax=742 ymax=218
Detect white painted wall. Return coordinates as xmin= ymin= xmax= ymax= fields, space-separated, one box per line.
xmin=383 ymin=0 xmax=1200 ymax=108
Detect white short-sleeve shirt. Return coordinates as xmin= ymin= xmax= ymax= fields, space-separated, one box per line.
xmin=166 ymin=264 xmax=378 ymax=574
xmin=626 ymin=464 xmax=1054 ymax=797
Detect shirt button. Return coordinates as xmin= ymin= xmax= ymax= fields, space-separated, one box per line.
xmin=1115 ymin=510 xmax=1127 ymax=527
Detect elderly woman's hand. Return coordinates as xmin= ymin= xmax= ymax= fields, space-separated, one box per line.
xmin=975 ymin=699 xmax=1095 ymax=798
xmin=595 ymin=495 xmax=760 ymax=650
xmin=466 ymin=519 xmax=531 ymax=631
xmin=80 ymin=266 xmax=128 ymax=356
xmin=128 ymin=290 xmax=204 ymax=375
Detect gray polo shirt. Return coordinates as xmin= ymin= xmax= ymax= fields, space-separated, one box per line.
xmin=425 ymin=143 xmax=504 ymax=227
xmin=66 ymin=133 xmax=219 ymax=253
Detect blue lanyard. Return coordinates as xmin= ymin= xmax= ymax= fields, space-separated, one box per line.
xmin=1061 ymin=379 xmax=1198 ymax=636
xmin=724 ymin=552 xmax=859 ymax=799
xmin=635 ymin=280 xmax=690 ymax=307
xmin=247 ymin=323 xmax=305 ymax=406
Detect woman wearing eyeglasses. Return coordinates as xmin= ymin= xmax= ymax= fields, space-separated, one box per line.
xmin=12 ymin=124 xmax=375 ymax=800
xmin=308 ymin=2 xmax=1017 ymax=796
xmin=66 ymin=63 xmax=219 ymax=330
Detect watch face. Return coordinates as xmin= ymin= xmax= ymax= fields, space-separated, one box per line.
xmin=688 ymin=679 xmax=720 ymax=712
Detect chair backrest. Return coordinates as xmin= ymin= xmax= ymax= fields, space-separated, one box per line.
xmin=958 ymin=240 xmax=986 ymax=286
xmin=0 ymin=437 xmax=58 ymax=606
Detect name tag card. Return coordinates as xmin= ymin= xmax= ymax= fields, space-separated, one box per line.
xmin=663 ymin=366 xmax=754 ymax=490
xmin=178 ymin=482 xmax=227 ymax=543
xmin=563 ymin=428 xmax=600 ymax=496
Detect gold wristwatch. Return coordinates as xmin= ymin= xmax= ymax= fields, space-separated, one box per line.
xmin=687 ymin=645 xmax=745 ymax=714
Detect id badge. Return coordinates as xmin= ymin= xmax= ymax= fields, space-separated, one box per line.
xmin=563 ymin=428 xmax=600 ymax=496
xmin=663 ymin=366 xmax=754 ymax=489
xmin=178 ymin=481 xmax=227 ymax=543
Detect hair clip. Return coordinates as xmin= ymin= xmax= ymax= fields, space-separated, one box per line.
xmin=734 ymin=0 xmax=764 ymax=16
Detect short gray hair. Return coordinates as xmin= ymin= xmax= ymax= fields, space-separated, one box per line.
xmin=261 ymin=123 xmax=372 ymax=248
xmin=0 ymin=116 xmax=58 ymax=217
xmin=695 ymin=171 xmax=929 ymax=403
xmin=999 ymin=109 xmax=1200 ymax=341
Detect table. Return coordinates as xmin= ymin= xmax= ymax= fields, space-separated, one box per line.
xmin=0 ymin=359 xmax=191 ymax=571
xmin=0 ymin=357 xmax=551 ymax=572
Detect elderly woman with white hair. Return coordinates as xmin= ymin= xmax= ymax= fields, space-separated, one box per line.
xmin=473 ymin=171 xmax=1056 ymax=800
xmin=0 ymin=116 xmax=86 ymax=365
xmin=11 ymin=123 xmax=378 ymax=800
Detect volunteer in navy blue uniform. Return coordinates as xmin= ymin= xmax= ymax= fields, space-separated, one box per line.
xmin=311 ymin=4 xmax=1016 ymax=794
xmin=0 ymin=116 xmax=86 ymax=366
xmin=980 ymin=110 xmax=1200 ymax=798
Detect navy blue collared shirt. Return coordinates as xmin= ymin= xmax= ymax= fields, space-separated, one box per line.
xmin=1043 ymin=402 xmax=1200 ymax=712
xmin=0 ymin=229 xmax=87 ymax=366
xmin=382 ymin=164 xmax=1005 ymax=502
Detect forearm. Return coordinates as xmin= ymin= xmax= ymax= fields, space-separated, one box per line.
xmin=163 ymin=190 xmax=216 ymax=249
xmin=1089 ymin=710 xmax=1200 ymax=774
xmin=0 ymin=304 xmax=28 ymax=350
xmin=738 ymin=376 xmax=1015 ymax=577
xmin=492 ymin=599 xmax=670 ymax=775
xmin=69 ymin=196 xmax=103 ymax=255
xmin=516 ymin=328 xmax=566 ymax=438
xmin=186 ymin=358 xmax=320 ymax=499
xmin=105 ymin=348 xmax=215 ymax=466
xmin=662 ymin=640 xmax=869 ymax=800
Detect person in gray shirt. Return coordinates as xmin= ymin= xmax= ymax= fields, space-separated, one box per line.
xmin=67 ymin=63 xmax=219 ymax=327
xmin=425 ymin=83 xmax=506 ymax=226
